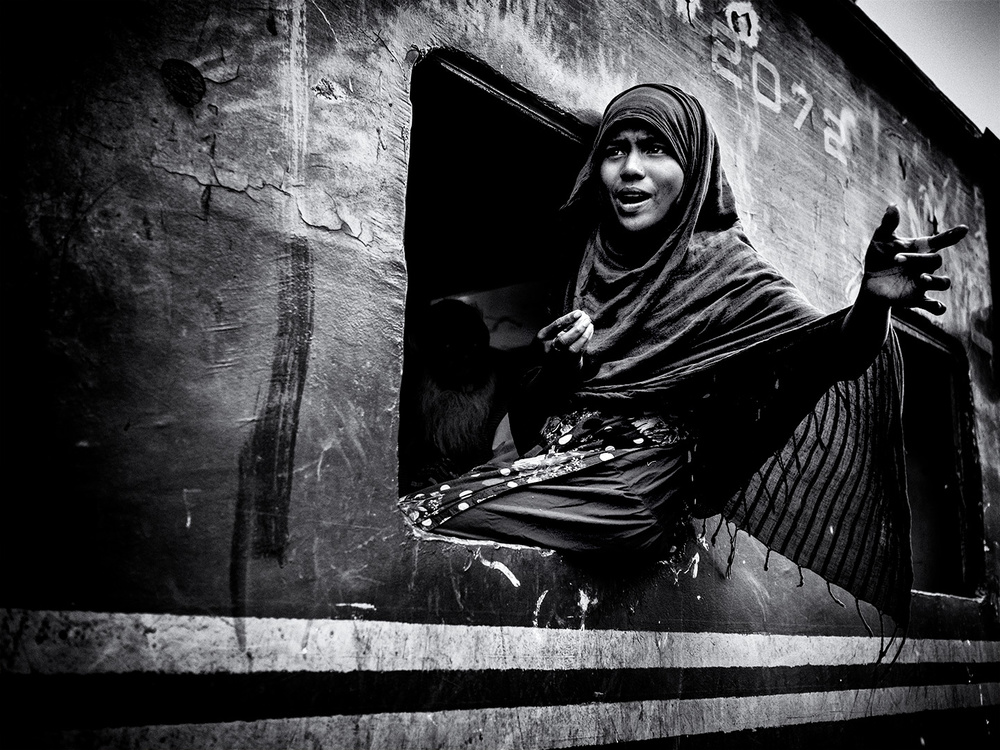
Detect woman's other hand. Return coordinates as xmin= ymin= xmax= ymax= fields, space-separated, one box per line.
xmin=537 ymin=310 xmax=593 ymax=368
xmin=861 ymin=204 xmax=967 ymax=315
xmin=837 ymin=204 xmax=966 ymax=381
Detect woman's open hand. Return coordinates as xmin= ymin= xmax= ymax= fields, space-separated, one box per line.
xmin=537 ymin=310 xmax=593 ymax=368
xmin=861 ymin=204 xmax=966 ymax=315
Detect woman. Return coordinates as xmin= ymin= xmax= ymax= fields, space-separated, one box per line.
xmin=399 ymin=84 xmax=965 ymax=626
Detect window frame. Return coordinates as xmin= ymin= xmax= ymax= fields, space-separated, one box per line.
xmin=892 ymin=309 xmax=985 ymax=597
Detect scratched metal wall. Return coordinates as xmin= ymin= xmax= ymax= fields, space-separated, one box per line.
xmin=2 ymin=0 xmax=997 ymax=747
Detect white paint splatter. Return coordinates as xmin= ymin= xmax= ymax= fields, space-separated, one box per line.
xmin=409 ymin=527 xmax=545 ymax=553
xmin=578 ymin=589 xmax=597 ymax=630
xmin=300 ymin=619 xmax=312 ymax=656
xmin=480 ymin=559 xmax=521 ymax=587
xmin=182 ymin=489 xmax=202 ymax=529
xmin=333 ymin=603 xmax=377 ymax=610
xmin=532 ymin=589 xmax=549 ymax=627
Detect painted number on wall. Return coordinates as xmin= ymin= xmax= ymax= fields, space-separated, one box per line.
xmin=711 ymin=5 xmax=856 ymax=166
xmin=711 ymin=19 xmax=743 ymax=90
xmin=822 ymin=107 xmax=857 ymax=166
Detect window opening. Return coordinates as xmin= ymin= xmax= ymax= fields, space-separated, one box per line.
xmin=894 ymin=311 xmax=984 ymax=596
xmin=399 ymin=48 xmax=594 ymax=493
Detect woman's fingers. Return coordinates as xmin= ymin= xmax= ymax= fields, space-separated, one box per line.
xmin=914 ymin=297 xmax=947 ymax=316
xmin=927 ymin=224 xmax=968 ymax=251
xmin=873 ymin=205 xmax=901 ymax=241
xmin=893 ymin=252 xmax=944 ymax=272
xmin=869 ymin=204 xmax=966 ymax=260
xmin=556 ymin=314 xmax=592 ymax=348
xmin=537 ymin=310 xmax=582 ymax=340
xmin=873 ymin=201 xmax=966 ymax=252
xmin=538 ymin=310 xmax=592 ymax=356
xmin=919 ymin=273 xmax=952 ymax=292
xmin=567 ymin=323 xmax=594 ymax=353
xmin=911 ymin=224 xmax=968 ymax=252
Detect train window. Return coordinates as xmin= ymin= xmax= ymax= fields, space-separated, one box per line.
xmin=893 ymin=311 xmax=984 ymax=596
xmin=397 ymin=52 xmax=985 ymax=598
xmin=398 ymin=48 xmax=594 ymax=493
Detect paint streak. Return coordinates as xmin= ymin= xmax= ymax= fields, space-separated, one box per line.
xmin=230 ymin=236 xmax=315 ymax=614
xmin=479 ymin=559 xmax=521 ymax=587
xmin=532 ymin=590 xmax=549 ymax=627
xmin=230 ymin=0 xmax=312 ymax=640
xmin=246 ymin=237 xmax=313 ymax=556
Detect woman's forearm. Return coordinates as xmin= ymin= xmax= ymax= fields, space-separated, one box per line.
xmin=838 ymin=288 xmax=892 ymax=380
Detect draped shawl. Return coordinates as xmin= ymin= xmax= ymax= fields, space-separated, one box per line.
xmin=560 ymin=84 xmax=911 ymax=626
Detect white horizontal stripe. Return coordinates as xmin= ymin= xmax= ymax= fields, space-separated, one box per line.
xmin=55 ymin=683 xmax=1000 ymax=749
xmin=3 ymin=608 xmax=997 ymax=675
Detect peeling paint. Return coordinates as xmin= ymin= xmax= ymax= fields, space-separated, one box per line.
xmin=296 ymin=187 xmax=344 ymax=231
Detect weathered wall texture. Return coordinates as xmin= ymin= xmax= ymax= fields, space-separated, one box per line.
xmin=2 ymin=0 xmax=997 ymax=746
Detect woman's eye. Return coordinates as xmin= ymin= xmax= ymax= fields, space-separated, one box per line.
xmin=646 ymin=142 xmax=669 ymax=155
xmin=604 ymin=145 xmax=625 ymax=158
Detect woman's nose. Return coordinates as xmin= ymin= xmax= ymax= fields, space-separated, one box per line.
xmin=620 ymin=149 xmax=644 ymax=177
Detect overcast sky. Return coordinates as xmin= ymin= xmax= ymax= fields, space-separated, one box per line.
xmin=855 ymin=0 xmax=999 ymax=134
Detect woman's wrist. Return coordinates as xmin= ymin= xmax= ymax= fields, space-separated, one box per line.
xmin=857 ymin=274 xmax=895 ymax=314
xmin=835 ymin=283 xmax=894 ymax=380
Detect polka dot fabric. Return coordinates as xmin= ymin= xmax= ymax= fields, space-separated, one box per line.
xmin=398 ymin=410 xmax=690 ymax=533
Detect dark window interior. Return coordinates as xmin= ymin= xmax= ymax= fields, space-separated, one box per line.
xmin=399 ymin=49 xmax=595 ymax=492
xmin=403 ymin=48 xmax=595 ymax=301
xmin=894 ymin=311 xmax=984 ymax=596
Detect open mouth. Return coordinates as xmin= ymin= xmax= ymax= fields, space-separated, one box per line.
xmin=615 ymin=190 xmax=651 ymax=210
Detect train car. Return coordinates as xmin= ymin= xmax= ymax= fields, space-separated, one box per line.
xmin=2 ymin=0 xmax=997 ymax=746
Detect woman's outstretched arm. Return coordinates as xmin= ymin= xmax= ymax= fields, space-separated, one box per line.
xmin=839 ymin=204 xmax=967 ymax=377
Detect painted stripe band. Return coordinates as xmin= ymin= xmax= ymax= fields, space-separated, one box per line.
xmin=4 ymin=663 xmax=998 ymax=729
xmin=38 ymin=684 xmax=1000 ymax=750
xmin=3 ymin=609 xmax=997 ymax=675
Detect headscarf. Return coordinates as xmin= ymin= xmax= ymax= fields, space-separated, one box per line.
xmin=559 ymin=84 xmax=912 ymax=630
xmin=562 ymin=84 xmax=821 ymax=404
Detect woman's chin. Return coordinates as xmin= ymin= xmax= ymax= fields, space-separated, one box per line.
xmin=614 ymin=214 xmax=654 ymax=233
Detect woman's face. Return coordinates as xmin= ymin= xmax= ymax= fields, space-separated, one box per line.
xmin=599 ymin=125 xmax=684 ymax=235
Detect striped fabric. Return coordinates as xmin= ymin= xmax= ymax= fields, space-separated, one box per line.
xmin=716 ymin=330 xmax=910 ymax=628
